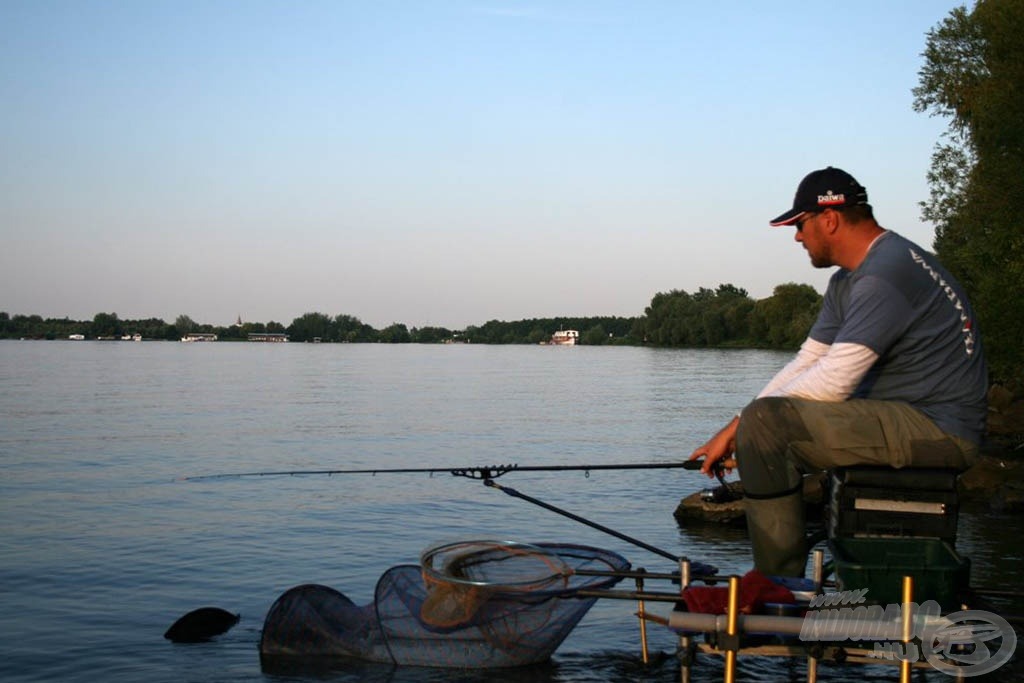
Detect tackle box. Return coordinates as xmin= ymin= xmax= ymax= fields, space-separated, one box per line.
xmin=828 ymin=467 xmax=960 ymax=542
xmin=829 ymin=536 xmax=970 ymax=609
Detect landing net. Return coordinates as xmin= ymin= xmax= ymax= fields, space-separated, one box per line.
xmin=259 ymin=541 xmax=630 ymax=668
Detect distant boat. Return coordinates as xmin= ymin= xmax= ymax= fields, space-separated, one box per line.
xmin=181 ymin=333 xmax=218 ymax=342
xmin=247 ymin=333 xmax=289 ymax=343
xmin=68 ymin=334 xmax=85 ymax=341
xmin=550 ymin=330 xmax=579 ymax=346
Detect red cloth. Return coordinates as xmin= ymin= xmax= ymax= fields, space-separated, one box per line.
xmin=680 ymin=570 xmax=795 ymax=614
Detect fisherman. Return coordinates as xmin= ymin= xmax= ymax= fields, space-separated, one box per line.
xmin=688 ymin=167 xmax=988 ymax=577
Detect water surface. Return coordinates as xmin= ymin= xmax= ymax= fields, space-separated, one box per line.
xmin=1 ymin=341 xmax=1020 ymax=681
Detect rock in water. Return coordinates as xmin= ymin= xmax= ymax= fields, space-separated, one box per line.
xmin=164 ymin=607 xmax=240 ymax=643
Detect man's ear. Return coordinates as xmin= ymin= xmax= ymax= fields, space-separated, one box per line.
xmin=822 ymin=209 xmax=841 ymax=235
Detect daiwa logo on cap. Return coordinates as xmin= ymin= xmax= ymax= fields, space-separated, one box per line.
xmin=769 ymin=167 xmax=868 ymax=226
xmin=817 ymin=191 xmax=846 ymax=207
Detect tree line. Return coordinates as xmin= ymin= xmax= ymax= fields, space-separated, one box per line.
xmin=638 ymin=283 xmax=820 ymax=349
xmin=915 ymin=0 xmax=1024 ymax=390
xmin=0 ymin=283 xmax=823 ymax=350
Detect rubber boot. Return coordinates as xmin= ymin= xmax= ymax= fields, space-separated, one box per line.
xmin=743 ymin=491 xmax=807 ymax=577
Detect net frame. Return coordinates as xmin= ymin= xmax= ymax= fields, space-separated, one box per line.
xmin=260 ymin=541 xmax=632 ymax=669
xmin=421 ymin=540 xmax=572 ymax=591
xmin=417 ymin=540 xmax=573 ymax=631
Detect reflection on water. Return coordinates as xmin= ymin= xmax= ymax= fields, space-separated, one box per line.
xmin=1 ymin=342 xmax=1022 ymax=682
xmin=260 ymin=649 xmax=700 ymax=683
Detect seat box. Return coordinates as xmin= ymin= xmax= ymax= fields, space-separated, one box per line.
xmin=828 ymin=467 xmax=959 ymax=542
xmin=829 ymin=537 xmax=970 ymax=610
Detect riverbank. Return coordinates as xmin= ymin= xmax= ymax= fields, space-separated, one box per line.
xmin=971 ymin=384 xmax=1024 ymax=509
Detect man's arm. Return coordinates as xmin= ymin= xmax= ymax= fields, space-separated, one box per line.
xmin=765 ymin=341 xmax=879 ymax=401
xmin=687 ymin=340 xmax=877 ymax=476
xmin=755 ymin=338 xmax=830 ymax=398
xmin=687 ymin=339 xmax=827 ymax=476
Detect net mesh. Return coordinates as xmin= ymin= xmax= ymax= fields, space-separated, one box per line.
xmin=259 ymin=541 xmax=629 ymax=668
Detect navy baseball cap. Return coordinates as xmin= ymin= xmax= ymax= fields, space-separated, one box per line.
xmin=770 ymin=167 xmax=869 ymax=226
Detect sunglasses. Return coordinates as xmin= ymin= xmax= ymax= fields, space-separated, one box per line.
xmin=795 ymin=211 xmax=822 ymax=232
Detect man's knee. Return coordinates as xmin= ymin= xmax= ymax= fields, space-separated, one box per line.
xmin=737 ymin=397 xmax=813 ymax=497
xmin=738 ymin=397 xmax=812 ymax=447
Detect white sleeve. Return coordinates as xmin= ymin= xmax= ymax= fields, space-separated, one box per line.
xmin=761 ymin=342 xmax=880 ymax=402
xmin=756 ymin=338 xmax=830 ymax=398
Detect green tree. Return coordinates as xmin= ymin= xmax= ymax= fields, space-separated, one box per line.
xmin=411 ymin=326 xmax=453 ymax=343
xmin=379 ymin=323 xmax=411 ymax=343
xmin=175 ymin=315 xmax=196 ymax=334
xmin=640 ymin=284 xmax=760 ymax=348
xmin=751 ymin=284 xmax=822 ymax=349
xmin=527 ymin=327 xmax=548 ymax=344
xmin=21 ymin=314 xmax=47 ymax=339
xmin=132 ymin=317 xmax=170 ymax=340
xmin=914 ymin=0 xmax=1024 ymax=388
xmin=91 ymin=312 xmax=121 ymax=338
xmin=582 ymin=325 xmax=608 ymax=345
xmin=288 ymin=312 xmax=333 ymax=342
xmin=334 ymin=314 xmax=377 ymax=342
xmin=218 ymin=322 xmax=245 ymax=340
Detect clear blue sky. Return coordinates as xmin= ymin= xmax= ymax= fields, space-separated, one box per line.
xmin=1 ymin=1 xmax=964 ymax=329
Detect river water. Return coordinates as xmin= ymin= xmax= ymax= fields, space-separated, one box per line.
xmin=1 ymin=341 xmax=1021 ymax=682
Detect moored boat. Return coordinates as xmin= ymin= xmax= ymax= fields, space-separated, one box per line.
xmin=550 ymin=329 xmax=579 ymax=345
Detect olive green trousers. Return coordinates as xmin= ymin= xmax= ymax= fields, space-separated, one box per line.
xmin=737 ymin=397 xmax=977 ymax=498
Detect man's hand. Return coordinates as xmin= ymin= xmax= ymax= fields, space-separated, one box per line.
xmin=688 ymin=415 xmax=739 ymax=477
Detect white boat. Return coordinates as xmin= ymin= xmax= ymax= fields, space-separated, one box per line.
xmin=68 ymin=334 xmax=85 ymax=341
xmin=181 ymin=333 xmax=218 ymax=342
xmin=550 ymin=330 xmax=579 ymax=345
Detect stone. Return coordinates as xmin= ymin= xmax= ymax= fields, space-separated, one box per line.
xmin=673 ymin=473 xmax=826 ymax=526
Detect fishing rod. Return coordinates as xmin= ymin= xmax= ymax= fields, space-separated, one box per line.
xmin=183 ymin=460 xmax=714 ymax=482
xmin=484 ymin=478 xmax=716 ymax=570
xmin=182 ymin=459 xmax=729 ymax=566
